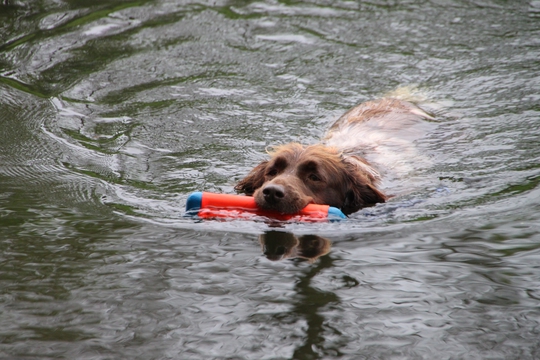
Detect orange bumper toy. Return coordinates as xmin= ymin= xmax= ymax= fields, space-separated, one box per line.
xmin=185 ymin=192 xmax=346 ymax=222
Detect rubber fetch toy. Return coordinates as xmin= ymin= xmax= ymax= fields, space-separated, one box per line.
xmin=185 ymin=192 xmax=346 ymax=222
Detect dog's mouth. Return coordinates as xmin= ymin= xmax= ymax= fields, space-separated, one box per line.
xmin=254 ymin=185 xmax=313 ymax=214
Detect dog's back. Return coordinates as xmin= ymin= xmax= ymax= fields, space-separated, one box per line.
xmin=236 ymin=95 xmax=437 ymax=214
xmin=324 ymin=98 xmax=435 ymax=187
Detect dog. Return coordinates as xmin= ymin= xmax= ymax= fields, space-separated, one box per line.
xmin=235 ymin=97 xmax=434 ymax=215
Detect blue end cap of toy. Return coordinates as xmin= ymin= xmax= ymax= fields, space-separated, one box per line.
xmin=185 ymin=191 xmax=203 ymax=216
xmin=328 ymin=206 xmax=346 ymax=220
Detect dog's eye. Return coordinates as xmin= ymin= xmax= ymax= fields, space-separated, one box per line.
xmin=308 ymin=174 xmax=321 ymax=182
xmin=267 ymin=169 xmax=278 ymax=177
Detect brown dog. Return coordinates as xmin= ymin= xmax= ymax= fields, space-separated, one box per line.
xmin=235 ymin=98 xmax=433 ymax=215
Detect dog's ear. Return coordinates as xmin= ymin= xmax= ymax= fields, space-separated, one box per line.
xmin=234 ymin=160 xmax=268 ymax=195
xmin=341 ymin=183 xmax=387 ymax=215
xmin=340 ymin=156 xmax=387 ymax=215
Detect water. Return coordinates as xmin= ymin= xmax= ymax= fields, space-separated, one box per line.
xmin=1 ymin=0 xmax=540 ymax=358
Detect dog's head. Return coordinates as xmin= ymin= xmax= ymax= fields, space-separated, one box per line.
xmin=235 ymin=143 xmax=386 ymax=215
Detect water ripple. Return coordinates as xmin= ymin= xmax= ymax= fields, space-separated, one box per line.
xmin=1 ymin=0 xmax=540 ymax=359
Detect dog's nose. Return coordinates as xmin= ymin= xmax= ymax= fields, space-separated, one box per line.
xmin=262 ymin=184 xmax=285 ymax=203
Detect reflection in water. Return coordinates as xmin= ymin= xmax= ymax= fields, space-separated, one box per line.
xmin=290 ymin=253 xmax=340 ymax=359
xmin=1 ymin=0 xmax=540 ymax=358
xmin=260 ymin=230 xmax=340 ymax=358
xmin=259 ymin=230 xmax=332 ymax=262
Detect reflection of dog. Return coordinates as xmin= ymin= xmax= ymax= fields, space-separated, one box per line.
xmin=259 ymin=231 xmax=332 ymax=262
xmin=236 ymin=98 xmax=433 ymax=215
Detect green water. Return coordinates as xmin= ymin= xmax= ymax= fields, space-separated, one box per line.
xmin=1 ymin=0 xmax=540 ymax=358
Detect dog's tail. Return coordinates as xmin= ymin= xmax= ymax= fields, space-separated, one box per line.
xmin=384 ymin=85 xmax=449 ymax=119
xmin=383 ymin=85 xmax=429 ymax=103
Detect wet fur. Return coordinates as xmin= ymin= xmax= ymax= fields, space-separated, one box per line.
xmin=235 ymin=98 xmax=433 ymax=215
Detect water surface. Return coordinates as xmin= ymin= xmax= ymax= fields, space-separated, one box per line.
xmin=1 ymin=0 xmax=540 ymax=358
